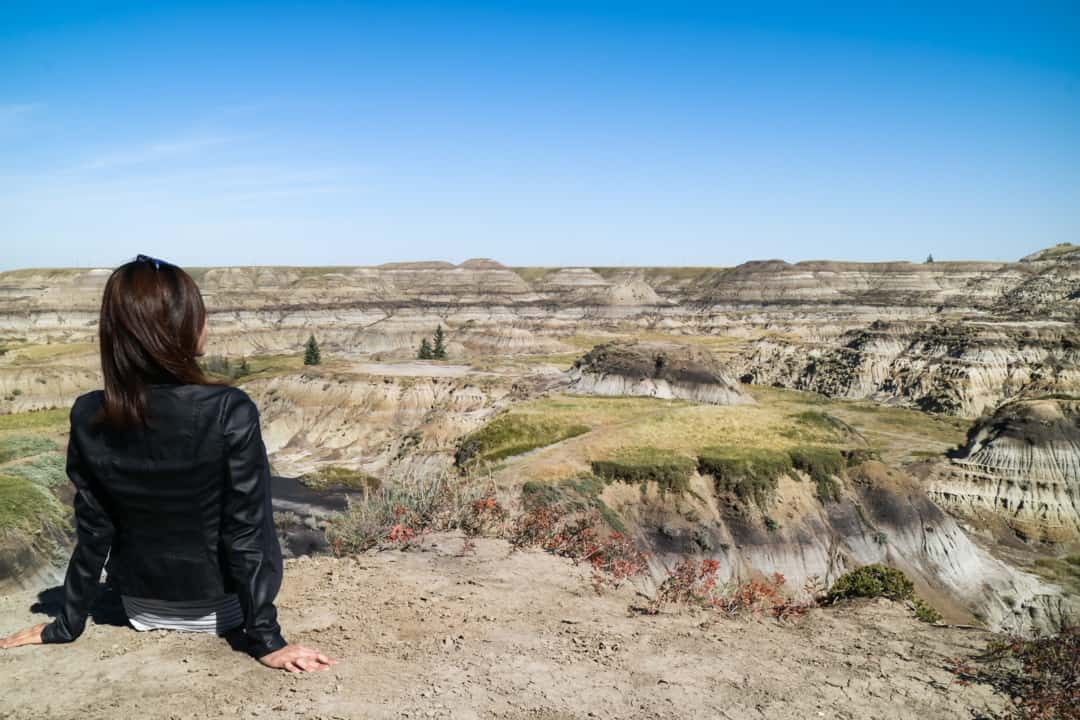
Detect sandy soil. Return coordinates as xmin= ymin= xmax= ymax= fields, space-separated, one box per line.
xmin=0 ymin=533 xmax=1007 ymax=720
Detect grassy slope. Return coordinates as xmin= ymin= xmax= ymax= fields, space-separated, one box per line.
xmin=482 ymin=386 xmax=967 ymax=486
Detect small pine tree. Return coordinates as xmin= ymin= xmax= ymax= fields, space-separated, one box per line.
xmin=925 ymin=253 xmax=934 ymax=263
xmin=238 ymin=356 xmax=250 ymax=377
xmin=432 ymin=325 xmax=447 ymax=360
xmin=418 ymin=337 xmax=433 ymax=359
xmin=304 ymin=334 xmax=321 ymax=365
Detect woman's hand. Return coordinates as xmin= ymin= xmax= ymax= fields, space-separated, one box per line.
xmin=258 ymin=643 xmax=337 ymax=673
xmin=0 ymin=623 xmax=46 ymax=650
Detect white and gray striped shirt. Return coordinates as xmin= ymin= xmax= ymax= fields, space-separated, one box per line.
xmin=121 ymin=593 xmax=244 ymax=635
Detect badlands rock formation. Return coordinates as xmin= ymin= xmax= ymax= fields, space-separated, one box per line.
xmin=0 ymin=258 xmax=1074 ymax=479
xmin=245 ymin=369 xmax=515 ymax=478
xmin=734 ymin=321 xmax=1079 ymax=417
xmin=930 ymin=398 xmax=1080 ymax=543
xmin=1 ymin=246 xmax=1077 ymax=414
xmin=565 ymin=340 xmax=752 ymax=405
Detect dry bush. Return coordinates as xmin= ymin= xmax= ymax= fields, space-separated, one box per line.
xmin=952 ymin=623 xmax=1080 ymax=720
xmin=509 ymin=505 xmax=649 ymax=591
xmin=326 ymin=468 xmax=508 ymax=554
xmin=643 ymin=559 xmax=815 ymax=621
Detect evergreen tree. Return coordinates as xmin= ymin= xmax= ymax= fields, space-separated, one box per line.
xmin=925 ymin=253 xmax=934 ymax=263
xmin=432 ymin=324 xmax=447 ymax=360
xmin=418 ymin=337 xmax=433 ymax=359
xmin=304 ymin=334 xmax=322 ymax=365
xmin=238 ymin=356 xmax=250 ymax=377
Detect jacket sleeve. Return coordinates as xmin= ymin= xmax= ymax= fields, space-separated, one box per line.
xmin=41 ymin=413 xmax=115 ymax=644
xmin=220 ymin=390 xmax=288 ymax=658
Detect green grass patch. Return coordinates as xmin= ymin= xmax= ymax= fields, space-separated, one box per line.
xmin=0 ymin=436 xmax=59 ymax=464
xmin=6 ymin=453 xmax=66 ymax=488
xmin=782 ymin=410 xmax=854 ymax=442
xmin=0 ymin=408 xmax=69 ymax=432
xmin=0 ymin=473 xmax=66 ymax=535
xmin=300 ymin=465 xmax=381 ymax=493
xmin=456 ymin=413 xmax=590 ymax=467
xmin=591 ymin=447 xmax=696 ymax=497
xmin=696 ymin=446 xmax=792 ymax=509
xmin=789 ymin=446 xmax=846 ymax=503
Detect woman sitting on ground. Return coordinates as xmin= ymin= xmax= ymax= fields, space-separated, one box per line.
xmin=0 ymin=254 xmax=335 ymax=673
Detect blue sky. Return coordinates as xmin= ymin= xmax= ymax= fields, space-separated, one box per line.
xmin=1 ymin=1 xmax=1077 ymax=269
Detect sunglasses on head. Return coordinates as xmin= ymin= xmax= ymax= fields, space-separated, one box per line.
xmin=135 ymin=253 xmax=173 ymax=270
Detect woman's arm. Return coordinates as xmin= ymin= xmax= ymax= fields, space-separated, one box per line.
xmin=27 ymin=411 xmax=114 ymax=646
xmin=221 ymin=390 xmax=289 ymax=658
xmin=221 ymin=390 xmax=335 ymax=672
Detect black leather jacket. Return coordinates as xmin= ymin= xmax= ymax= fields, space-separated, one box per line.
xmin=41 ymin=383 xmax=287 ymax=658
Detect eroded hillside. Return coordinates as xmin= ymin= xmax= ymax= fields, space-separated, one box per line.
xmin=1 ymin=246 xmax=1077 ymax=415
xmin=1 ymin=250 xmax=1078 ymax=719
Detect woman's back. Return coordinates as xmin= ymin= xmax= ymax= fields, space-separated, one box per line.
xmin=2 ymin=254 xmax=333 ymax=673
xmin=71 ymin=382 xmax=281 ymax=604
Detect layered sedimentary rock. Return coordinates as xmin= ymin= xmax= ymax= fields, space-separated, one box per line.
xmin=929 ymin=399 xmax=1080 ymax=543
xmin=565 ymin=341 xmax=752 ymax=405
xmin=613 ymin=459 xmax=1068 ymax=632
xmin=1 ymin=247 xmax=1077 ymax=414
xmin=244 ymin=368 xmax=519 ymax=479
xmin=734 ymin=321 xmax=1079 ymax=417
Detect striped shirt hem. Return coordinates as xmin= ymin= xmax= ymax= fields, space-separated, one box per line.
xmin=121 ymin=593 xmax=244 ymax=635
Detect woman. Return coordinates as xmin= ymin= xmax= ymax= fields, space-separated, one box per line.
xmin=0 ymin=254 xmax=335 ymax=673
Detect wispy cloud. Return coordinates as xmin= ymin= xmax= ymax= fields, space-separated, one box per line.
xmin=0 ymin=102 xmax=42 ymax=128
xmin=76 ymin=135 xmax=234 ymax=171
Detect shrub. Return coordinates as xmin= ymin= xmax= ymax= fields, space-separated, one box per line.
xmin=521 ymin=475 xmax=625 ymax=534
xmin=521 ymin=480 xmax=563 ymax=510
xmin=591 ymin=447 xmax=696 ymax=497
xmin=650 ymin=558 xmax=722 ymax=610
xmin=645 ymin=562 xmax=811 ymax=621
xmin=913 ymin=596 xmax=942 ymax=624
xmin=459 ymin=495 xmax=508 ymax=537
xmin=509 ymin=506 xmax=648 ymax=591
xmin=952 ymin=624 xmax=1080 ymax=720
xmin=827 ymin=564 xmax=914 ymax=603
xmin=325 ymin=471 xmax=496 ymax=554
xmin=697 ymin=446 xmax=792 ymax=509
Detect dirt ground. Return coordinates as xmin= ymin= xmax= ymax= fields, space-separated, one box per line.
xmin=0 ymin=533 xmax=1008 ymax=720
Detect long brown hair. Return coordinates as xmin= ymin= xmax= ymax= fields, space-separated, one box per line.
xmin=98 ymin=256 xmax=216 ymax=427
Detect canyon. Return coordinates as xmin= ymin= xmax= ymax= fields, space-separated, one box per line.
xmin=0 ymin=247 xmax=1077 ymax=718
